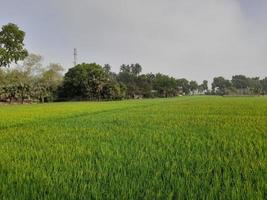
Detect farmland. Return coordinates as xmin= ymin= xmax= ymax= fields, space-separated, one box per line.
xmin=0 ymin=96 xmax=266 ymax=199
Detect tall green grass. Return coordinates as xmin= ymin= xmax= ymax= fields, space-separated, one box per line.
xmin=0 ymin=97 xmax=266 ymax=199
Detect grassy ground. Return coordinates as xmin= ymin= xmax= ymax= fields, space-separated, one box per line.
xmin=0 ymin=96 xmax=266 ymax=199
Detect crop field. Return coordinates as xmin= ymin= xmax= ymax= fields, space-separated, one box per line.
xmin=0 ymin=96 xmax=266 ymax=199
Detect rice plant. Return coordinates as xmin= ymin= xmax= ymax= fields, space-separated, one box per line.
xmin=0 ymin=96 xmax=266 ymax=199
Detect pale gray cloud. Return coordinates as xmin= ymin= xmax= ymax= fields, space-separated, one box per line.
xmin=1 ymin=0 xmax=267 ymax=82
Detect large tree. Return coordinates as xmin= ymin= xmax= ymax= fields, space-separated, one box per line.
xmin=153 ymin=73 xmax=177 ymax=97
xmin=117 ymin=64 xmax=139 ymax=98
xmin=60 ymin=63 xmax=125 ymax=100
xmin=198 ymin=80 xmax=208 ymax=93
xmin=137 ymin=74 xmax=153 ymax=98
xmin=0 ymin=23 xmax=28 ymax=67
xmin=0 ymin=54 xmax=42 ymax=103
xmin=189 ymin=80 xmax=198 ymax=94
xmin=249 ymin=77 xmax=262 ymax=95
xmin=1 ymin=68 xmax=30 ymax=103
xmin=231 ymin=75 xmax=250 ymax=89
xmin=212 ymin=77 xmax=231 ymax=95
xmin=176 ymin=78 xmax=190 ymax=95
xmin=101 ymin=80 xmax=125 ymax=100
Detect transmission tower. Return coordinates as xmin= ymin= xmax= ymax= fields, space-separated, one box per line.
xmin=73 ymin=48 xmax=77 ymax=66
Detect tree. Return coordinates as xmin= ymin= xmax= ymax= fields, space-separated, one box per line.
xmin=0 ymin=53 xmax=66 ymax=103
xmin=212 ymin=77 xmax=231 ymax=95
xmin=202 ymin=80 xmax=208 ymax=91
xmin=119 ymin=63 xmax=142 ymax=76
xmin=120 ymin=64 xmax=131 ymax=73
xmin=0 ymin=23 xmax=28 ymax=67
xmin=198 ymin=80 xmax=208 ymax=93
xmin=118 ymin=64 xmax=140 ymax=98
xmin=1 ymin=68 xmax=29 ymax=103
xmin=131 ymin=63 xmax=142 ymax=76
xmin=38 ymin=63 xmax=64 ymax=102
xmin=103 ymin=64 xmax=111 ymax=74
xmin=231 ymin=75 xmax=263 ymax=95
xmin=153 ymin=73 xmax=177 ymax=97
xmin=139 ymin=74 xmax=154 ymax=97
xmin=60 ymin=63 xmax=109 ymax=100
xmin=101 ymin=80 xmax=125 ymax=100
xmin=176 ymin=78 xmax=190 ymax=95
xmin=22 ymin=54 xmax=43 ymax=102
xmin=0 ymin=68 xmax=6 ymax=100
xmin=0 ymin=54 xmax=43 ymax=103
xmin=117 ymin=70 xmax=137 ymax=98
xmin=249 ymin=77 xmax=262 ymax=95
xmin=232 ymin=75 xmax=250 ymax=89
xmin=23 ymin=53 xmax=43 ymax=74
xmin=189 ymin=80 xmax=198 ymax=94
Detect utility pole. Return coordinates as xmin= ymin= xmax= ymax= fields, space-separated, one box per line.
xmin=73 ymin=48 xmax=77 ymax=66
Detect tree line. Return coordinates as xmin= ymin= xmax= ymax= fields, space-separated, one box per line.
xmin=1 ymin=60 xmax=266 ymax=103
xmin=211 ymin=76 xmax=267 ymax=96
xmin=58 ymin=63 xmax=209 ymax=101
xmin=0 ymin=23 xmax=266 ymax=103
xmin=56 ymin=63 xmax=267 ymax=100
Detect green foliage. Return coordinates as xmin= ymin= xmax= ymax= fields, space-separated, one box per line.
xmin=198 ymin=80 xmax=208 ymax=93
xmin=117 ymin=64 xmax=143 ymax=98
xmin=0 ymin=68 xmax=32 ymax=103
xmin=211 ymin=75 xmax=267 ymax=96
xmin=212 ymin=76 xmax=232 ymax=95
xmin=153 ymin=73 xmax=177 ymax=97
xmin=0 ymin=54 xmax=63 ymax=103
xmin=0 ymin=68 xmax=4 ymax=85
xmin=60 ymin=62 xmax=266 ymax=101
xmin=189 ymin=80 xmax=198 ymax=94
xmin=176 ymin=78 xmax=190 ymax=94
xmin=117 ymin=64 xmax=185 ymax=98
xmin=103 ymin=64 xmax=111 ymax=74
xmin=38 ymin=63 xmax=64 ymax=102
xmin=232 ymin=75 xmax=250 ymax=89
xmin=60 ymin=63 xmax=122 ymax=100
xmin=0 ymin=97 xmax=266 ymax=199
xmin=117 ymin=70 xmax=137 ymax=98
xmin=101 ymin=80 xmax=125 ymax=100
xmin=131 ymin=63 xmax=142 ymax=76
xmin=0 ymin=23 xmax=28 ymax=67
xmin=136 ymin=74 xmax=154 ymax=97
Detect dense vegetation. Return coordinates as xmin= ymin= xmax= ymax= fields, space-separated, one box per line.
xmin=212 ymin=75 xmax=267 ymax=96
xmin=0 ymin=96 xmax=266 ymax=199
xmin=0 ymin=54 xmax=63 ymax=103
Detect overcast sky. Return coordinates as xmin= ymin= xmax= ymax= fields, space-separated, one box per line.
xmin=1 ymin=0 xmax=267 ymax=82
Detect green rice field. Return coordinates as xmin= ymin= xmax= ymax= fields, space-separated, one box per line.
xmin=0 ymin=96 xmax=266 ymax=199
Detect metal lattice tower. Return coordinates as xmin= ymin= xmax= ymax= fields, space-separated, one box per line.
xmin=74 ymin=48 xmax=77 ymax=66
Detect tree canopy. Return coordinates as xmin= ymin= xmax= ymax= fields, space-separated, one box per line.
xmin=0 ymin=22 xmax=266 ymax=103
xmin=0 ymin=23 xmax=28 ymax=67
xmin=59 ymin=63 xmax=125 ymax=100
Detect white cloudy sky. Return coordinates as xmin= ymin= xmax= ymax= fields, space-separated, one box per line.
xmin=1 ymin=0 xmax=267 ymax=82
